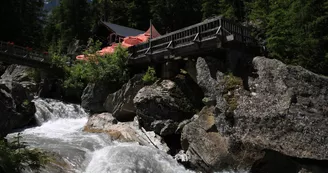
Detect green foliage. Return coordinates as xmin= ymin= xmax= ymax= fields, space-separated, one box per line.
xmin=27 ymin=69 xmax=42 ymax=83
xmin=44 ymin=0 xmax=91 ymax=53
xmin=224 ymin=73 xmax=243 ymax=91
xmin=223 ymin=73 xmax=242 ymax=112
xmin=247 ymin=0 xmax=328 ymax=75
xmin=202 ymin=0 xmax=245 ymax=21
xmin=63 ymin=41 xmax=129 ymax=91
xmin=180 ymin=69 xmax=188 ymax=75
xmin=0 ymin=0 xmax=45 ymax=48
xmin=0 ymin=134 xmax=48 ymax=173
xmin=142 ymin=67 xmax=157 ymax=84
xmin=22 ymin=100 xmax=30 ymax=107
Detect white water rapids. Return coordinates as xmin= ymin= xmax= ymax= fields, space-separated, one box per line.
xmin=8 ymin=98 xmax=244 ymax=173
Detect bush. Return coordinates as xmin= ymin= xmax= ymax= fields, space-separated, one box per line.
xmin=47 ymin=39 xmax=130 ymax=100
xmin=27 ymin=69 xmax=42 ymax=83
xmin=142 ymin=67 xmax=157 ymax=84
xmin=63 ymin=40 xmax=129 ymax=90
xmin=223 ymin=73 xmax=243 ymax=112
xmin=0 ymin=134 xmax=48 ymax=173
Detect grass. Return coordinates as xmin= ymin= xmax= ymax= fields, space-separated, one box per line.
xmin=223 ymin=73 xmax=243 ymax=112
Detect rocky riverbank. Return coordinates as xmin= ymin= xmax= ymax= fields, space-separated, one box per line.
xmin=1 ymin=56 xmax=327 ymax=173
xmin=83 ymin=56 xmax=328 ymax=173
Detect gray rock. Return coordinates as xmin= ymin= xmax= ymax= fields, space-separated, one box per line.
xmin=228 ymin=57 xmax=328 ymax=160
xmin=151 ymin=120 xmax=179 ymax=136
xmin=0 ymin=62 xmax=7 ymax=76
xmin=85 ymin=113 xmax=118 ymax=130
xmin=104 ymin=74 xmax=144 ymax=121
xmin=84 ymin=113 xmax=169 ymax=152
xmin=133 ymin=76 xmax=203 ymax=134
xmin=182 ymin=56 xmax=328 ymax=172
xmin=1 ymin=64 xmax=31 ymax=82
xmin=0 ymin=80 xmax=36 ymax=138
xmin=196 ymin=57 xmax=219 ymax=102
xmin=0 ymin=65 xmax=38 ymax=138
xmin=181 ymin=106 xmax=237 ymax=172
xmin=81 ymin=80 xmax=114 ymax=113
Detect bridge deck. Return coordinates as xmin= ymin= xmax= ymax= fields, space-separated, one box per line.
xmin=0 ymin=41 xmax=51 ymax=69
xmin=128 ymin=16 xmax=258 ymax=65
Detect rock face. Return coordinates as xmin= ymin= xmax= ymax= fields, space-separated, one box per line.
xmin=0 ymin=65 xmax=37 ymax=138
xmin=181 ymin=106 xmax=232 ymax=171
xmin=104 ymin=74 xmax=145 ymax=121
xmin=81 ymin=80 xmax=120 ymax=113
xmin=84 ymin=113 xmax=169 ymax=152
xmin=0 ymin=62 xmax=7 ymax=76
xmin=133 ymin=74 xmax=203 ymax=135
xmin=230 ymin=57 xmax=328 ymax=160
xmin=181 ymin=57 xmax=328 ymax=172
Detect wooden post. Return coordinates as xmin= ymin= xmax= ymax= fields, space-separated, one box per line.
xmin=149 ymin=19 xmax=152 ymax=54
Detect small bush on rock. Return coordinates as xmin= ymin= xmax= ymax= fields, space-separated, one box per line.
xmin=142 ymin=67 xmax=157 ymax=84
xmin=0 ymin=134 xmax=48 ymax=173
xmin=223 ymin=73 xmax=242 ymax=112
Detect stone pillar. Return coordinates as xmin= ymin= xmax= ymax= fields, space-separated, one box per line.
xmin=161 ymin=61 xmax=180 ymax=79
xmin=185 ymin=59 xmax=197 ymax=83
xmin=226 ymin=50 xmax=243 ymax=74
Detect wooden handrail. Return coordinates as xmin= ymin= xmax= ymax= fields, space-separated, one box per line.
xmin=0 ymin=41 xmax=49 ymax=62
xmin=129 ymin=16 xmax=255 ymax=58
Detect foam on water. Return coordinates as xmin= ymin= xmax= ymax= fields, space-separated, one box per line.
xmin=8 ymin=98 xmax=244 ymax=173
xmin=85 ymin=143 xmax=194 ymax=173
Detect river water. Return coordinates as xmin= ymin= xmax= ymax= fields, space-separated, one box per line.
xmin=8 ymin=98 xmax=243 ymax=173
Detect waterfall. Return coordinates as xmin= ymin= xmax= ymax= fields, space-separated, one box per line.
xmin=33 ymin=98 xmax=88 ymax=124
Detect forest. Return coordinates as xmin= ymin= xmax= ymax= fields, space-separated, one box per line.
xmin=0 ymin=0 xmax=327 ymax=75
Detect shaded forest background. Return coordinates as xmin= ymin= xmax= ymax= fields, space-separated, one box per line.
xmin=0 ymin=0 xmax=327 ymax=75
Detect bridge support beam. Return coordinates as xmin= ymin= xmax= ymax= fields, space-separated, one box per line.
xmin=160 ymin=60 xmax=180 ymax=79
xmin=226 ymin=49 xmax=244 ymax=74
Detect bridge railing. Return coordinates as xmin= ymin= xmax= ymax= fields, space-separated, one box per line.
xmin=129 ymin=16 xmax=256 ymax=59
xmin=0 ymin=41 xmax=49 ymax=62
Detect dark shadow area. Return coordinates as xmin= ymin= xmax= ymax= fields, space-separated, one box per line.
xmin=251 ymin=149 xmax=328 ymax=173
xmin=163 ymin=134 xmax=182 ymax=156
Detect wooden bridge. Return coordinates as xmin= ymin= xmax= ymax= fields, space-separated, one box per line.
xmin=0 ymin=41 xmax=52 ymax=69
xmin=0 ymin=16 xmax=259 ymax=72
xmin=127 ymin=16 xmax=259 ymax=66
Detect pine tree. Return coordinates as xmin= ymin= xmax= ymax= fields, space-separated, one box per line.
xmin=149 ymin=0 xmax=202 ymax=33
xmin=44 ymin=0 xmax=91 ymax=53
xmin=0 ymin=0 xmax=45 ymax=47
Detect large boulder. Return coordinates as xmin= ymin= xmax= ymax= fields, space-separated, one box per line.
xmin=181 ymin=106 xmax=233 ymax=172
xmin=182 ymin=56 xmax=328 ymax=172
xmin=228 ymin=57 xmax=328 ymax=160
xmin=0 ymin=65 xmax=37 ymax=137
xmin=84 ymin=113 xmax=169 ymax=152
xmin=104 ymin=74 xmax=145 ymax=121
xmin=1 ymin=64 xmax=31 ymax=81
xmin=133 ymin=74 xmax=203 ymax=135
xmin=0 ymin=62 xmax=7 ymax=76
xmin=81 ymin=80 xmax=120 ymax=113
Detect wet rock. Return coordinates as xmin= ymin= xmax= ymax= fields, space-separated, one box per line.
xmin=84 ymin=113 xmax=169 ymax=152
xmin=81 ymin=80 xmax=121 ymax=113
xmin=1 ymin=64 xmax=31 ymax=81
xmin=104 ymin=74 xmax=145 ymax=121
xmin=0 ymin=65 xmax=37 ymax=137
